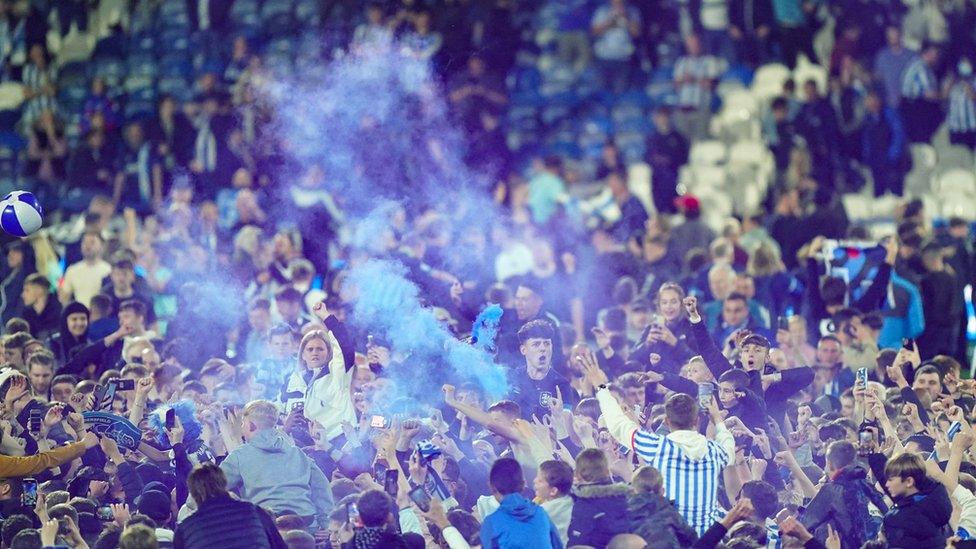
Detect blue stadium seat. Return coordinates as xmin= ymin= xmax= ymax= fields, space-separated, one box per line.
xmin=615 ymin=132 xmax=647 ymax=164
xmin=156 ymin=76 xmax=190 ymax=100
xmin=124 ymin=100 xmax=155 ymax=119
xmin=547 ymin=140 xmax=581 ymax=159
xmin=127 ymin=54 xmax=158 ymax=78
xmin=614 ymin=117 xmax=652 ymax=135
xmin=722 ymin=64 xmax=754 ymax=87
xmin=160 ymin=28 xmax=192 ymax=53
xmin=614 ymin=90 xmax=652 ymax=109
xmin=507 ymin=67 xmax=542 ymax=94
xmin=159 ymin=55 xmax=193 ymax=79
xmin=58 ymin=85 xmax=89 ymax=114
xmin=130 ymin=33 xmax=156 ymax=55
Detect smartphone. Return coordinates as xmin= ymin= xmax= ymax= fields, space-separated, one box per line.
xmin=902 ymin=338 xmax=914 ymax=350
xmin=858 ymin=429 xmax=873 ymax=445
xmin=857 ymin=368 xmax=868 ymax=388
xmin=774 ymin=508 xmax=792 ymax=524
xmin=21 ymin=478 xmax=37 ymax=507
xmin=346 ymin=502 xmax=359 ymax=525
xmin=165 ymin=408 xmax=175 ymax=430
xmin=948 ymin=421 xmax=963 ymax=442
xmin=96 ymin=505 xmax=114 ymax=521
xmin=28 ymin=409 xmax=41 ymax=434
xmin=777 ymin=315 xmax=790 ymax=331
xmin=384 ymin=469 xmax=399 ymax=498
xmin=370 ymin=415 xmax=387 ymax=429
xmin=91 ymin=384 xmax=106 ymax=411
xmin=113 ymin=378 xmax=136 ymax=391
xmin=539 ymin=392 xmax=552 ymax=408
xmin=697 ymin=383 xmax=714 ymax=410
xmin=408 ymin=485 xmax=432 ymax=512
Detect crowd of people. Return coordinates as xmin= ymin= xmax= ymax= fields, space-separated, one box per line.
xmin=0 ymin=0 xmax=971 ymax=549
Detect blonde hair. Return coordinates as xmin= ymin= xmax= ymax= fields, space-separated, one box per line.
xmin=298 ymin=330 xmax=332 ymax=370
xmin=748 ymin=242 xmax=785 ymax=277
xmin=242 ymin=400 xmax=279 ymax=430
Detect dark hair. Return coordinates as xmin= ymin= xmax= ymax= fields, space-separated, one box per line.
xmin=268 ymin=323 xmax=297 ymax=340
xmin=538 ymin=460 xmax=573 ymax=496
xmin=603 ymin=307 xmax=627 ymax=333
xmin=487 ymin=400 xmax=521 ymax=419
xmin=275 ymin=286 xmax=303 ymax=303
xmin=357 ymin=489 xmax=394 ymax=528
xmin=188 ymin=464 xmax=229 ymax=504
xmin=4 ymin=332 xmax=32 ymax=350
xmin=89 ymin=294 xmax=114 ymax=317
xmin=51 ymin=374 xmax=78 ymax=388
xmin=118 ymin=299 xmax=147 ymax=318
xmin=23 ymin=273 xmax=49 ymax=291
xmin=664 ymin=393 xmax=699 ymax=430
xmin=916 ymin=364 xmax=941 ymax=380
xmin=724 ymin=292 xmax=748 ymax=305
xmin=447 ymin=510 xmax=481 ymax=545
xmin=1 ymin=515 xmax=32 ymax=548
xmin=718 ymin=369 xmax=750 ymax=390
xmin=517 ymin=320 xmax=554 ymax=344
xmin=826 ymin=440 xmax=857 ymax=470
xmin=771 ymin=97 xmax=788 ymax=110
xmin=741 ymin=481 xmax=778 ymax=520
xmin=248 ymin=297 xmax=271 ymax=312
xmin=821 ymin=278 xmax=848 ymax=307
xmin=9 ymin=529 xmax=40 ymax=549
xmin=489 ymin=458 xmax=525 ymax=495
xmin=4 ymin=318 xmax=30 ymax=334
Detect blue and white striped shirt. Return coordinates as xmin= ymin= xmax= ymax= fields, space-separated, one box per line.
xmin=597 ymin=389 xmax=735 ymax=535
xmin=948 ymin=79 xmax=976 ymax=132
xmin=901 ymin=58 xmax=936 ymax=99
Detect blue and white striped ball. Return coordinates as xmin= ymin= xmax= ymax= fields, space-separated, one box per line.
xmin=0 ymin=191 xmax=43 ymax=237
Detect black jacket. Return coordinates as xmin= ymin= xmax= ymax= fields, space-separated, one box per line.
xmin=800 ymin=465 xmax=887 ymax=548
xmin=882 ymin=477 xmax=952 ymax=549
xmin=173 ymin=495 xmax=285 ymax=549
xmin=22 ymin=296 xmax=62 ymax=341
xmin=568 ymin=482 xmax=631 ymax=548
xmin=628 ymin=492 xmax=698 ymax=548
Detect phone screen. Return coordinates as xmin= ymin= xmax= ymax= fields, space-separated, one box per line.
xmin=370 ymin=415 xmax=387 ymax=429
xmin=384 ymin=469 xmax=399 ymax=497
xmin=408 ymin=486 xmax=431 ymax=512
xmin=346 ymin=502 xmax=359 ymax=525
xmin=21 ymin=478 xmax=37 ymax=507
xmin=28 ymin=409 xmax=42 ymax=433
xmin=165 ymin=409 xmax=175 ymax=430
xmin=97 ymin=506 xmax=114 ymax=521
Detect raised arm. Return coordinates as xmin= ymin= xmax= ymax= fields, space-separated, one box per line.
xmin=313 ymin=302 xmax=355 ymax=372
xmin=442 ymin=385 xmax=522 ymax=442
xmin=684 ymin=296 xmax=733 ymax=378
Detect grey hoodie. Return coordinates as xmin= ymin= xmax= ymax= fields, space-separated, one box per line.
xmin=220 ymin=428 xmax=334 ymax=527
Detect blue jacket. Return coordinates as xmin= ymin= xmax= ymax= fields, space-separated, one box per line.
xmin=480 ymin=493 xmax=564 ymax=549
xmin=879 ymin=272 xmax=925 ymax=349
xmin=220 ymin=428 xmax=334 ymax=528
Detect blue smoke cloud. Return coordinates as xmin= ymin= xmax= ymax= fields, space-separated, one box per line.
xmin=262 ymin=44 xmax=510 ymax=402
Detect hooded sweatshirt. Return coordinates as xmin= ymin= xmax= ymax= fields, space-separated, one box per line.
xmin=220 ymin=428 xmax=334 ymax=528
xmin=48 ymin=302 xmax=90 ymax=364
xmin=480 ymin=492 xmax=564 ymax=549
xmin=597 ymin=387 xmax=734 ymax=536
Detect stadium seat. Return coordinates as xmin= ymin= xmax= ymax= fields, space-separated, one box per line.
xmin=937 ymin=168 xmax=976 ymax=197
xmin=751 ymin=63 xmax=790 ymax=100
xmin=689 ymin=140 xmax=727 ymax=166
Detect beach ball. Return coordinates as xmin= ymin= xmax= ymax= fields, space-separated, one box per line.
xmin=0 ymin=191 xmax=43 ymax=237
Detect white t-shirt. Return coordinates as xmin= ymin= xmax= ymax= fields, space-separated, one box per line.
xmin=61 ymin=259 xmax=111 ymax=307
xmin=952 ymin=485 xmax=976 ymax=536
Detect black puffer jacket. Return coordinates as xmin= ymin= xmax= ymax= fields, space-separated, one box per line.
xmin=628 ymin=491 xmax=698 ymax=548
xmin=568 ymin=482 xmax=632 ymax=548
xmin=882 ymin=477 xmax=952 ymax=549
xmin=173 ymin=495 xmax=285 ymax=549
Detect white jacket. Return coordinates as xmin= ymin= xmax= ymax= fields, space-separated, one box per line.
xmin=289 ymin=329 xmax=356 ymax=441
